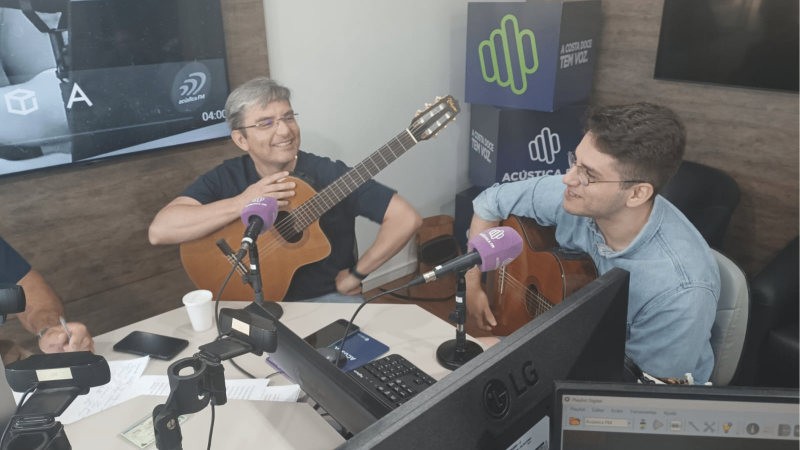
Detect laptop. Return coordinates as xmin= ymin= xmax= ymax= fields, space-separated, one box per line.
xmin=553 ymin=381 xmax=799 ymax=450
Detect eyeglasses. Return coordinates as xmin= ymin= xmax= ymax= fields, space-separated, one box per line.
xmin=236 ymin=112 xmax=299 ymax=131
xmin=568 ymin=152 xmax=645 ymax=187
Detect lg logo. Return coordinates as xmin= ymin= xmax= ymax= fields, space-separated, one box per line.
xmin=483 ymin=379 xmax=510 ymax=419
xmin=529 ymin=127 xmax=560 ymax=164
xmin=482 ymin=361 xmax=540 ymax=420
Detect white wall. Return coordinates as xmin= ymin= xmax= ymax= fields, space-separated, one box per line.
xmin=263 ymin=0 xmax=506 ymax=288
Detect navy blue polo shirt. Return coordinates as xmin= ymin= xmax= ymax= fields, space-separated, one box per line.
xmin=0 ymin=237 xmax=32 ymax=284
xmin=180 ymin=151 xmax=396 ymax=300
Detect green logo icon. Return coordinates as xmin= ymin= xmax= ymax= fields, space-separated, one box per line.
xmin=479 ymin=14 xmax=538 ymax=95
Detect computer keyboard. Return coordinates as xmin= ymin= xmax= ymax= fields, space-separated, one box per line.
xmin=346 ymin=354 xmax=436 ymax=410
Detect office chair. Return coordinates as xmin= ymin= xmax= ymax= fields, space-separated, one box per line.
xmin=661 ymin=161 xmax=741 ymax=249
xmin=734 ymin=237 xmax=799 ymax=388
xmin=708 ymin=249 xmax=749 ymax=386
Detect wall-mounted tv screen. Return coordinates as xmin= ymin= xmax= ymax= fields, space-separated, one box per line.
xmin=654 ymin=0 xmax=799 ymax=93
xmin=0 ymin=0 xmax=230 ymax=177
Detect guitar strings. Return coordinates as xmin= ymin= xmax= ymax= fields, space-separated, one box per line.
xmin=255 ymin=133 xmax=415 ymax=249
xmin=254 ymin=128 xmax=418 ymax=254
xmin=493 ymin=270 xmax=556 ymax=317
xmin=497 ymin=272 xmax=554 ymax=310
xmin=243 ymin=119 xmax=429 ymax=265
xmin=256 ymin=109 xmax=440 ymax=247
xmin=497 ymin=276 xmax=554 ymax=318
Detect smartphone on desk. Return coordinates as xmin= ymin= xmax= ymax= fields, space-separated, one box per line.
xmin=303 ymin=319 xmax=360 ymax=349
xmin=113 ymin=331 xmax=189 ymax=360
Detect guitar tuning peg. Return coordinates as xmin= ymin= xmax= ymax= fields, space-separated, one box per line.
xmin=452 ymin=118 xmax=456 ymax=122
xmin=435 ymin=96 xmax=442 ymax=101
xmin=424 ymin=103 xmax=431 ymax=108
xmin=416 ymin=110 xmax=422 ymax=115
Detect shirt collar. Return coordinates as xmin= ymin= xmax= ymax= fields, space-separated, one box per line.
xmin=590 ymin=196 xmax=665 ymax=258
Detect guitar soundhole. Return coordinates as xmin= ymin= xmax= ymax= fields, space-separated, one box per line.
xmin=275 ymin=211 xmax=303 ymax=243
xmin=525 ymin=284 xmax=541 ymax=316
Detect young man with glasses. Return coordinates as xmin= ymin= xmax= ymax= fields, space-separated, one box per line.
xmin=465 ymin=103 xmax=720 ymax=383
xmin=149 ymin=77 xmax=421 ymax=302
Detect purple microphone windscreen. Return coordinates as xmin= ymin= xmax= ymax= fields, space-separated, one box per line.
xmin=467 ymin=226 xmax=523 ymax=272
xmin=240 ymin=197 xmax=279 ymax=235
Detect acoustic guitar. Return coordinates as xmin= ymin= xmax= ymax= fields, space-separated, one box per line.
xmin=485 ymin=215 xmax=598 ymax=336
xmin=180 ymin=95 xmax=461 ymax=301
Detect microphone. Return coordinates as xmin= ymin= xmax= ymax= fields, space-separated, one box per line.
xmin=408 ymin=226 xmax=523 ymax=287
xmin=0 ymin=283 xmax=26 ymax=325
xmin=235 ymin=197 xmax=279 ymax=262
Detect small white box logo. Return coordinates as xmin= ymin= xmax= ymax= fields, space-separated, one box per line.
xmin=5 ymin=89 xmax=39 ymax=116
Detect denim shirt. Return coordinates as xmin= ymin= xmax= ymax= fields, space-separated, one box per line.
xmin=473 ymin=176 xmax=720 ymax=383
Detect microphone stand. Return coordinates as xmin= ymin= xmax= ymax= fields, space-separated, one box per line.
xmin=2 ymin=353 xmax=111 ymax=450
xmin=152 ymin=308 xmax=278 ymax=450
xmin=3 ymin=387 xmax=84 ymax=450
xmin=245 ymin=241 xmax=283 ymax=319
xmin=436 ymin=269 xmax=483 ymax=370
xmin=152 ymin=339 xmax=249 ymax=450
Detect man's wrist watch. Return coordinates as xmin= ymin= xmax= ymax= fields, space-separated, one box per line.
xmin=349 ymin=266 xmax=369 ymax=280
xmin=36 ymin=327 xmax=49 ymax=340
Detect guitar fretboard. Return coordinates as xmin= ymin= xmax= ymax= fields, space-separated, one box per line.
xmin=285 ymin=129 xmax=418 ymax=232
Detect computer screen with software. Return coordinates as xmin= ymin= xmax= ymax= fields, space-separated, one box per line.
xmin=553 ymin=381 xmax=799 ymax=450
xmin=336 ymin=267 xmax=631 ymax=450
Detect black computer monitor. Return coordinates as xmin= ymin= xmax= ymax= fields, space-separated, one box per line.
xmin=553 ymin=381 xmax=799 ymax=449
xmin=336 ymin=267 xmax=631 ymax=450
xmin=245 ymin=302 xmax=390 ymax=435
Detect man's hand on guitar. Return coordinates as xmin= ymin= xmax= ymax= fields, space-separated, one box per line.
xmin=237 ymin=171 xmax=296 ymax=208
xmin=336 ymin=269 xmax=363 ymax=296
xmin=466 ymin=285 xmax=497 ymax=331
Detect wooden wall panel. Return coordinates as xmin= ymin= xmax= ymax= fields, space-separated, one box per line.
xmin=0 ymin=0 xmax=269 ymax=351
xmin=587 ymin=0 xmax=798 ymax=275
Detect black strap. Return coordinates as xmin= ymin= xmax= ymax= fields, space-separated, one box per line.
xmin=349 ymin=266 xmax=368 ymax=280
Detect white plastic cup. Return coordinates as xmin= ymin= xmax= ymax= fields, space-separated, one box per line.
xmin=182 ymin=290 xmax=214 ymax=332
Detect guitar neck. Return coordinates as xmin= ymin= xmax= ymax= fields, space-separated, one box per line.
xmin=290 ymin=129 xmax=417 ymax=230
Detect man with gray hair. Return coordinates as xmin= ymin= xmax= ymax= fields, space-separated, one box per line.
xmin=149 ymin=77 xmax=421 ymax=302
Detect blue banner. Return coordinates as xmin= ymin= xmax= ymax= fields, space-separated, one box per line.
xmin=469 ymin=103 xmax=587 ymax=188
xmin=465 ymin=1 xmax=600 ymax=112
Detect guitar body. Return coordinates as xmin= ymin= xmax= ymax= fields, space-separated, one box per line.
xmin=179 ymin=94 xmax=461 ymax=302
xmin=180 ymin=176 xmax=331 ymax=301
xmin=486 ymin=215 xmax=598 ymax=336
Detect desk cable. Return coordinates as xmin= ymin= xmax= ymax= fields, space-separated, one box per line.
xmin=0 ymin=382 xmax=38 ymax=449
xmin=332 ymin=284 xmax=412 ymax=368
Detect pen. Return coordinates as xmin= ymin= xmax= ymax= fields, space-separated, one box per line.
xmin=59 ymin=316 xmax=72 ymax=342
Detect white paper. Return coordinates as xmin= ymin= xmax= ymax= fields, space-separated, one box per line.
xmin=14 ymin=356 xmax=150 ymax=425
xmin=12 ymin=356 xmax=301 ymax=426
xmin=131 ymin=375 xmax=300 ymax=402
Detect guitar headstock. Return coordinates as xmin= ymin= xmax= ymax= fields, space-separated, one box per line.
xmin=409 ymin=95 xmax=460 ymax=141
